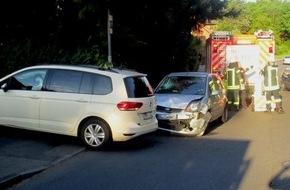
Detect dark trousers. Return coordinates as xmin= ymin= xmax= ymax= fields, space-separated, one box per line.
xmin=239 ymin=89 xmax=247 ymax=109
xmin=227 ymin=89 xmax=240 ymax=108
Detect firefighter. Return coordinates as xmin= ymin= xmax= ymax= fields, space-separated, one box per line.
xmin=261 ymin=60 xmax=284 ymax=114
xmin=237 ymin=62 xmax=247 ymax=109
xmin=224 ymin=61 xmax=243 ymax=111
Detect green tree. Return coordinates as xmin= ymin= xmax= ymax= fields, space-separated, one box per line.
xmin=0 ymin=0 xmax=226 ymax=85
xmin=110 ymin=0 xmax=225 ymax=84
xmin=216 ymin=0 xmax=290 ymax=56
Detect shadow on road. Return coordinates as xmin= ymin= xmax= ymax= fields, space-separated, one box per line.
xmin=269 ymin=161 xmax=290 ymax=190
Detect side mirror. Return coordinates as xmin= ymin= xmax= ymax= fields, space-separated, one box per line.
xmin=1 ymin=83 xmax=9 ymax=92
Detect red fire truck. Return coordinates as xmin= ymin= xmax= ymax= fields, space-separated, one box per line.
xmin=205 ymin=30 xmax=275 ymax=111
xmin=205 ymin=30 xmax=274 ymax=79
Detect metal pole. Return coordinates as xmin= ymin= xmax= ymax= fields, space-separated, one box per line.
xmin=107 ymin=9 xmax=113 ymax=63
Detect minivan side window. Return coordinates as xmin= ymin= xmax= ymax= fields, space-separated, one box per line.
xmin=47 ymin=70 xmax=83 ymax=93
xmin=45 ymin=69 xmax=113 ymax=95
xmin=92 ymin=74 xmax=112 ymax=95
xmin=79 ymin=73 xmax=94 ymax=94
xmin=7 ymin=69 xmax=47 ymax=91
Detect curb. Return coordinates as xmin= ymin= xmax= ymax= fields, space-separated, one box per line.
xmin=0 ymin=147 xmax=86 ymax=189
xmin=0 ymin=167 xmax=46 ymax=189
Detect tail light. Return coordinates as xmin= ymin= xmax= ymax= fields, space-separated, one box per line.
xmin=269 ymin=46 xmax=273 ymax=53
xmin=117 ymin=101 xmax=143 ymax=111
xmin=213 ymin=43 xmax=218 ymax=53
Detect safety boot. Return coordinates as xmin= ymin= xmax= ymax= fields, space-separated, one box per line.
xmin=265 ymin=108 xmax=271 ymax=113
xmin=278 ymin=108 xmax=284 ymax=114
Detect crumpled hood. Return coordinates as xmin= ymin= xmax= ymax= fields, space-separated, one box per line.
xmin=155 ymin=93 xmax=203 ymax=109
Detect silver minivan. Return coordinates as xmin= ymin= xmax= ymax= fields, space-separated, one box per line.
xmin=0 ymin=64 xmax=158 ymax=150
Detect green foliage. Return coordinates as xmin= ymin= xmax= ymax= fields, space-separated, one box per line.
xmin=217 ymin=0 xmax=290 ymax=57
xmin=276 ymin=41 xmax=290 ymax=56
xmin=0 ymin=39 xmax=108 ymax=78
xmin=0 ymin=0 xmax=226 ymax=85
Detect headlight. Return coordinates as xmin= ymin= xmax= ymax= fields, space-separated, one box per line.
xmin=185 ymin=100 xmax=209 ymax=114
xmin=185 ymin=101 xmax=201 ymax=112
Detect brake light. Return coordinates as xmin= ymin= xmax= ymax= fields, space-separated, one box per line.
xmin=117 ymin=101 xmax=143 ymax=111
xmin=269 ymin=46 xmax=273 ymax=53
xmin=213 ymin=43 xmax=218 ymax=53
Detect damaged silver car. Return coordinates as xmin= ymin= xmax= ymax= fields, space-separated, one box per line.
xmin=154 ymin=72 xmax=228 ymax=136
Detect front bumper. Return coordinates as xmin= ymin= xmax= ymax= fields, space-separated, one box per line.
xmin=156 ymin=111 xmax=207 ymax=136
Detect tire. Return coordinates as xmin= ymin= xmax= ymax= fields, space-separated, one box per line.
xmin=80 ymin=119 xmax=110 ymax=150
xmin=219 ymin=104 xmax=228 ymax=123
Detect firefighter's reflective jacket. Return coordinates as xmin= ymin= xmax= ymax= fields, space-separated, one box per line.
xmin=262 ymin=65 xmax=280 ymax=91
xmin=224 ymin=62 xmax=242 ymax=90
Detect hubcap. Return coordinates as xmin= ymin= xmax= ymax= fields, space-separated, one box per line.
xmin=84 ymin=124 xmax=105 ymax=147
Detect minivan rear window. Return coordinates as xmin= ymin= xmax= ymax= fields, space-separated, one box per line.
xmin=124 ymin=76 xmax=153 ymax=98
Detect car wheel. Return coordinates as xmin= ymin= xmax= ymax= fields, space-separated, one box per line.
xmin=80 ymin=118 xmax=110 ymax=150
xmin=219 ymin=105 xmax=228 ymax=123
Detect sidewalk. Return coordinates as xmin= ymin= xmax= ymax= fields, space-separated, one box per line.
xmin=0 ymin=128 xmax=85 ymax=189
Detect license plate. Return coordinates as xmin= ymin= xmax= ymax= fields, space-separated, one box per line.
xmin=143 ymin=112 xmax=153 ymax=120
xmin=157 ymin=114 xmax=177 ymax=120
